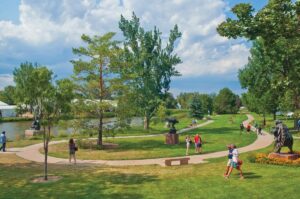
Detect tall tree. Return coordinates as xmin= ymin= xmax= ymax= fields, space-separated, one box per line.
xmin=189 ymin=95 xmax=203 ymax=119
xmin=71 ymin=32 xmax=120 ymax=146
xmin=214 ymin=88 xmax=239 ymax=114
xmin=118 ymin=13 xmax=182 ymax=129
xmin=217 ymin=0 xmax=300 ymax=109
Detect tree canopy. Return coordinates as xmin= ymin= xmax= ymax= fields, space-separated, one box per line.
xmin=118 ymin=13 xmax=182 ymax=129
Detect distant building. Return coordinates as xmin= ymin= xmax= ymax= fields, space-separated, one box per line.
xmin=0 ymin=101 xmax=17 ymax=118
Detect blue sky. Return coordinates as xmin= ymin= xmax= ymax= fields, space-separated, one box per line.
xmin=0 ymin=0 xmax=268 ymax=95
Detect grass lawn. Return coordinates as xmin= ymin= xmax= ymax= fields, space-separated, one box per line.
xmin=46 ymin=114 xmax=257 ymax=160
xmin=1 ymin=140 xmax=300 ymax=199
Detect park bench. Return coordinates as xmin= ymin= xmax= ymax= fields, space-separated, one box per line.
xmin=165 ymin=157 xmax=190 ymax=166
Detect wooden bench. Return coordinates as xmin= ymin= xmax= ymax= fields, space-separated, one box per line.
xmin=165 ymin=157 xmax=190 ymax=166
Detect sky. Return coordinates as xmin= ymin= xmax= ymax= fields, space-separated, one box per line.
xmin=0 ymin=0 xmax=268 ymax=95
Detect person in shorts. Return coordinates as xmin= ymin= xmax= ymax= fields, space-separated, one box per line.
xmin=185 ymin=136 xmax=192 ymax=155
xmin=224 ymin=144 xmax=233 ymax=176
xmin=225 ymin=144 xmax=244 ymax=179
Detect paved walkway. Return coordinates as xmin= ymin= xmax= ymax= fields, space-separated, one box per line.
xmin=2 ymin=115 xmax=274 ymax=166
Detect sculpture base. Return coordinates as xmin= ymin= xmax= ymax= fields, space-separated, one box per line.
xmin=165 ymin=133 xmax=179 ymax=145
xmin=268 ymin=153 xmax=299 ymax=160
xmin=25 ymin=129 xmax=44 ymax=137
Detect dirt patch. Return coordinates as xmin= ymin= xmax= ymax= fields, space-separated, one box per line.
xmin=31 ymin=175 xmax=62 ymax=183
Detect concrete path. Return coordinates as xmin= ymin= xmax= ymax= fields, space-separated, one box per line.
xmin=3 ymin=114 xmax=274 ymax=166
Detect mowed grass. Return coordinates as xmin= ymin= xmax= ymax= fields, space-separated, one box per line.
xmin=1 ymin=139 xmax=300 ymax=199
xmin=47 ymin=114 xmax=257 ymax=160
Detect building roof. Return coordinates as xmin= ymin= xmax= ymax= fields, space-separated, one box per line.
xmin=0 ymin=101 xmax=8 ymax=106
xmin=0 ymin=101 xmax=17 ymax=110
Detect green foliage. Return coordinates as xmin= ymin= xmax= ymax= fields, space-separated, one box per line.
xmin=214 ymin=88 xmax=239 ymax=114
xmin=0 ymin=86 xmax=16 ymax=105
xmin=218 ymin=0 xmax=300 ymax=110
xmin=164 ymin=92 xmax=177 ymax=109
xmin=71 ymin=32 xmax=120 ymax=145
xmin=189 ymin=95 xmax=203 ymax=119
xmin=118 ymin=13 xmax=182 ymax=129
xmin=156 ymin=103 xmax=167 ymax=122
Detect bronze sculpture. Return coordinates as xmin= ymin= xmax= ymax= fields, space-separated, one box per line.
xmin=272 ymin=120 xmax=293 ymax=153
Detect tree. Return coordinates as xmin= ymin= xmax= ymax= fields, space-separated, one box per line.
xmin=0 ymin=86 xmax=16 ymax=105
xmin=214 ymin=88 xmax=239 ymax=114
xmin=199 ymin=94 xmax=214 ymax=115
xmin=238 ymin=39 xmax=280 ymax=120
xmin=13 ymin=62 xmax=53 ymax=117
xmin=217 ymin=0 xmax=300 ymax=109
xmin=177 ymin=92 xmax=194 ymax=109
xmin=71 ymin=32 xmax=120 ymax=146
xmin=165 ymin=92 xmax=178 ymax=109
xmin=39 ymin=78 xmax=74 ymax=180
xmin=189 ymin=95 xmax=203 ymax=119
xmin=118 ymin=13 xmax=182 ymax=129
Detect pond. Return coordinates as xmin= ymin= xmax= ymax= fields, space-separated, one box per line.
xmin=0 ymin=117 xmax=143 ymax=140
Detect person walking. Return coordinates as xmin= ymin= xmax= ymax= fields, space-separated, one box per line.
xmin=194 ymin=134 xmax=200 ymax=153
xmin=258 ymin=125 xmax=262 ymax=135
xmin=185 ymin=136 xmax=192 ymax=155
xmin=297 ymin=119 xmax=300 ymax=131
xmin=69 ymin=138 xmax=77 ymax=164
xmin=0 ymin=131 xmax=7 ymax=152
xmin=246 ymin=124 xmax=251 ymax=133
xmin=225 ymin=144 xmax=244 ymax=179
xmin=240 ymin=123 xmax=244 ymax=133
xmin=198 ymin=134 xmax=203 ymax=153
xmin=224 ymin=144 xmax=233 ymax=176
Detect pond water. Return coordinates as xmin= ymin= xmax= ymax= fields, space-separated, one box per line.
xmin=0 ymin=117 xmax=143 ymax=140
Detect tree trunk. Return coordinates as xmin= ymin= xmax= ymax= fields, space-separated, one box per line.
xmin=273 ymin=112 xmax=276 ymax=121
xmin=97 ymin=113 xmax=103 ymax=146
xmin=144 ymin=116 xmax=150 ymax=130
xmin=263 ymin=113 xmax=266 ymax=126
xmin=43 ymin=126 xmax=49 ymax=181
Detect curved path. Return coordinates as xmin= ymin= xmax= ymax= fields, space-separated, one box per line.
xmin=4 ymin=115 xmax=273 ymax=166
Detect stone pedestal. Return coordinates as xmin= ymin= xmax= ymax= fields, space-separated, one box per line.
xmin=268 ymin=153 xmax=299 ymax=160
xmin=165 ymin=133 xmax=179 ymax=145
xmin=25 ymin=129 xmax=44 ymax=137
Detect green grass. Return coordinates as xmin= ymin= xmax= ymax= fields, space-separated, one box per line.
xmin=47 ymin=114 xmax=257 ymax=160
xmin=1 ymin=140 xmax=300 ymax=199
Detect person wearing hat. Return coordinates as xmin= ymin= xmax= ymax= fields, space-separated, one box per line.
xmin=0 ymin=131 xmax=7 ymax=152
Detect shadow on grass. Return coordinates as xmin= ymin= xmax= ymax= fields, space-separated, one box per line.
xmin=242 ymin=172 xmax=262 ymax=179
xmin=0 ymin=163 xmax=158 ymax=199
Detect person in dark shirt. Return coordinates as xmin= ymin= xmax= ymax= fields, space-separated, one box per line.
xmin=224 ymin=144 xmax=233 ymax=176
xmin=0 ymin=131 xmax=7 ymax=152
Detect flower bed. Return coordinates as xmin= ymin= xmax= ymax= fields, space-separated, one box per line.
xmin=254 ymin=152 xmax=300 ymax=166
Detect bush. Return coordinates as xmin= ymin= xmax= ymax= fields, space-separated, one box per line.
xmin=57 ymin=131 xmax=68 ymax=138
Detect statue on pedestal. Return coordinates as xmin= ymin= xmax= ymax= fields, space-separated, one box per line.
xmin=31 ymin=119 xmax=41 ymax=131
xmin=166 ymin=118 xmax=178 ymax=134
xmin=271 ymin=120 xmax=293 ymax=153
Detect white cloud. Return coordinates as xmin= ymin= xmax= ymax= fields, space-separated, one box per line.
xmin=0 ymin=0 xmax=249 ymax=78
xmin=0 ymin=74 xmax=14 ymax=90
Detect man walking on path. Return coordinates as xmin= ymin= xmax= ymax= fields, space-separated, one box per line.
xmin=0 ymin=131 xmax=7 ymax=152
xmin=297 ymin=119 xmax=300 ymax=131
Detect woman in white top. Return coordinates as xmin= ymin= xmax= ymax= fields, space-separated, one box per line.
xmin=225 ymin=144 xmax=244 ymax=179
xmin=185 ymin=136 xmax=191 ymax=155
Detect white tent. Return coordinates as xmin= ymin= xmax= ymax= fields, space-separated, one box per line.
xmin=0 ymin=101 xmax=17 ymax=118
